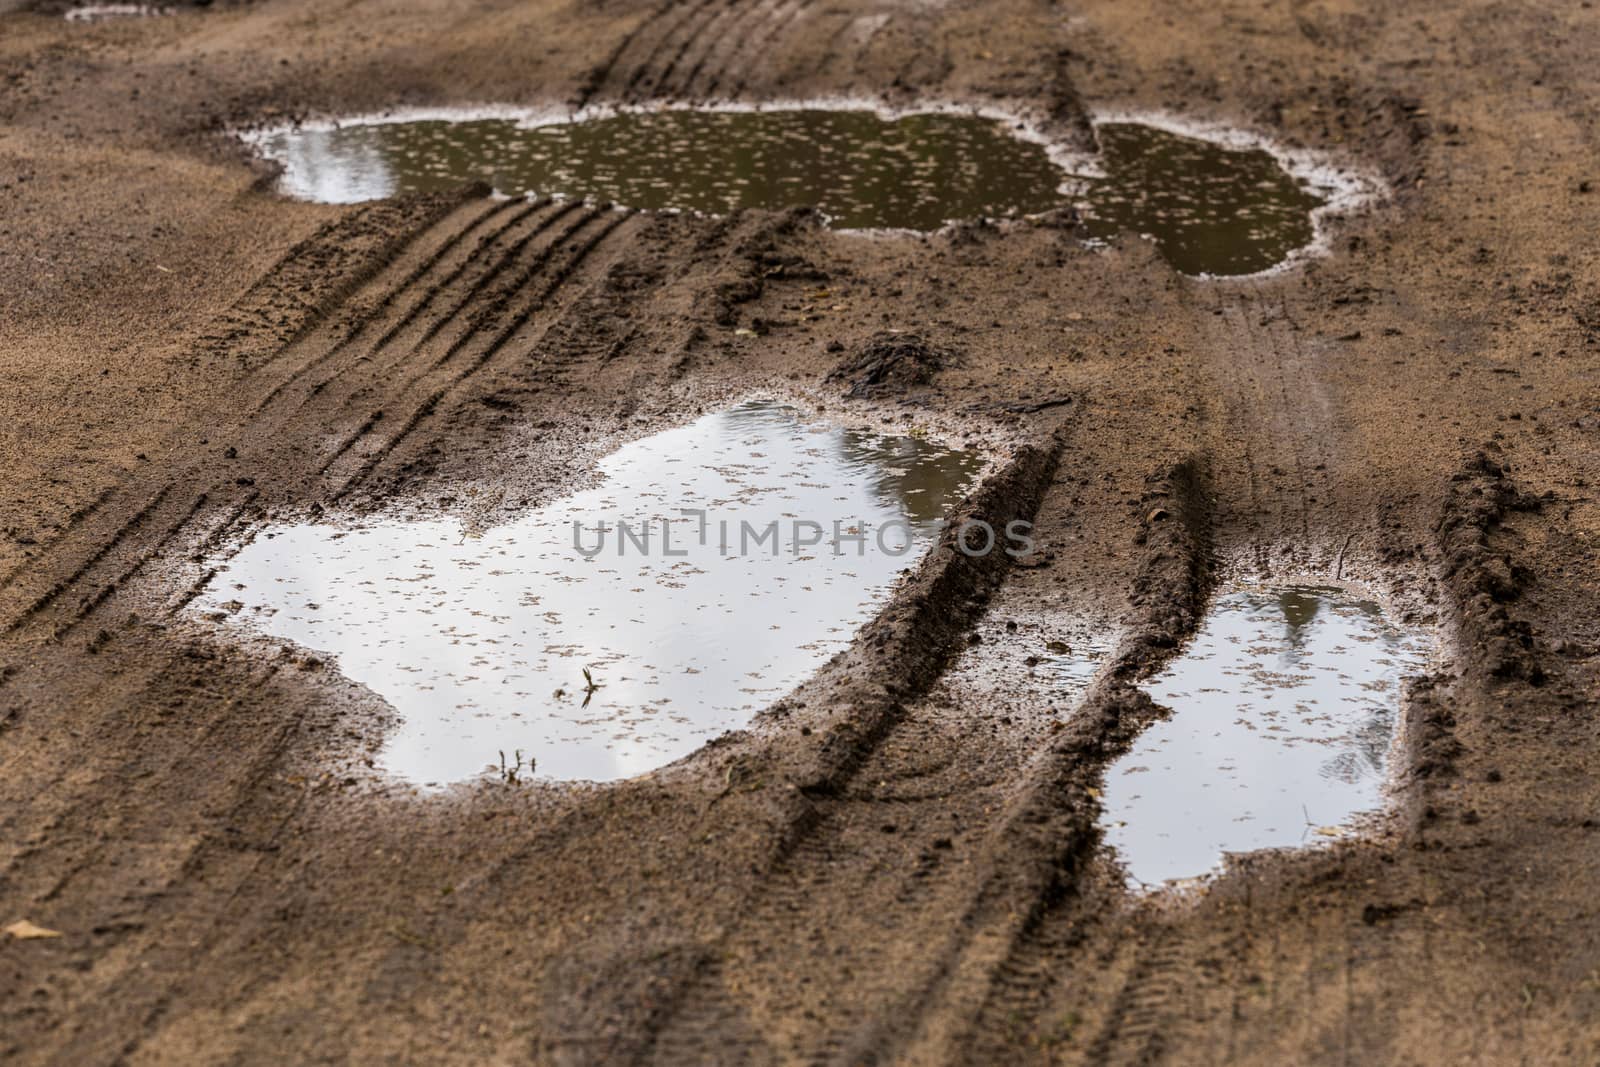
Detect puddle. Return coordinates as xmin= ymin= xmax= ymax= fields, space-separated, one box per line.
xmin=193 ymin=402 xmax=983 ymax=787
xmin=1071 ymin=123 xmax=1327 ymax=276
xmin=1100 ymin=585 xmax=1430 ymax=886
xmin=245 ymin=108 xmax=1067 ymax=230
xmin=243 ymin=107 xmax=1343 ymax=267
xmin=64 ymin=4 xmax=170 ymax=19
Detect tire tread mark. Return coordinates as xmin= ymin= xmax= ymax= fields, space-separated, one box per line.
xmin=715 ymin=0 xmax=811 ymax=98
xmin=329 ymin=210 xmax=636 ymax=497
xmin=2 ymin=486 xmax=173 ymax=636
xmin=575 ymin=0 xmax=679 ymax=108
xmin=0 ymin=484 xmax=116 ymax=596
xmin=365 ymin=198 xmax=547 ymax=355
xmin=414 ymin=201 xmax=597 ymax=372
xmin=245 ymin=197 xmax=514 ymax=420
xmin=312 ymin=204 xmax=606 ymax=479
xmin=642 ymin=0 xmax=736 ymax=100
xmin=677 ymin=0 xmax=774 ymax=98
xmin=621 ymin=0 xmax=725 ymax=100
xmin=159 ymin=490 xmax=262 ymax=618
xmin=57 ymin=490 xmax=215 ymax=638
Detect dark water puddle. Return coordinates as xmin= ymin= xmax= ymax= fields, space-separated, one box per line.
xmin=247 ymin=109 xmax=1066 ymax=231
xmin=194 ymin=402 xmax=982 ymax=787
xmin=1101 ymin=586 xmax=1430 ymax=886
xmin=244 ymin=107 xmax=1345 ymax=271
xmin=1073 ymin=123 xmax=1327 ymax=276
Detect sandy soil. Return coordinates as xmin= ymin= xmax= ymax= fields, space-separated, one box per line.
xmin=1 ymin=0 xmax=1598 ymax=1062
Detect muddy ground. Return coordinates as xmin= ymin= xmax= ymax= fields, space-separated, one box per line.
xmin=1 ymin=0 xmax=1598 ymax=1062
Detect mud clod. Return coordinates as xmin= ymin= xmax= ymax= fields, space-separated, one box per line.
xmin=826 ymin=332 xmax=959 ymax=399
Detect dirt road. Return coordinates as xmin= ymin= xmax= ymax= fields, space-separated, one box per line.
xmin=2 ymin=0 xmax=1598 ymax=1062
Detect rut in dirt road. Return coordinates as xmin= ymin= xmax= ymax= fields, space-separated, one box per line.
xmin=605 ymin=452 xmax=1213 ymax=1066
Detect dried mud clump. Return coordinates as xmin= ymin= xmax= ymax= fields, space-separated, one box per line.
xmin=827 ymin=332 xmax=960 ymax=398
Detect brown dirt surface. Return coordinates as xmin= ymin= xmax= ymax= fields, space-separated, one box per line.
xmin=2 ymin=0 xmax=1599 ymax=1063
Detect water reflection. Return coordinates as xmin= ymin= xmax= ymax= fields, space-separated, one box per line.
xmin=194 ymin=402 xmax=981 ymax=786
xmin=1278 ymin=586 xmax=1323 ymax=645
xmin=1100 ymin=585 xmax=1429 ymax=885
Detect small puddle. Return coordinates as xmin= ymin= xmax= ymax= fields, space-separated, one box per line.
xmin=1101 ymin=585 xmax=1430 ymax=886
xmin=64 ymin=4 xmax=170 ymax=20
xmin=244 ymin=106 xmax=1347 ymax=271
xmin=193 ymin=402 xmax=983 ymax=787
xmin=246 ymin=109 xmax=1066 ymax=231
xmin=1072 ymin=123 xmax=1327 ymax=277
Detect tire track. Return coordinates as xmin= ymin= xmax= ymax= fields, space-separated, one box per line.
xmin=326 ymin=209 xmax=637 ymax=498
xmin=0 ymin=196 xmax=621 ymax=653
xmin=308 ymin=199 xmax=593 ymax=465
xmin=714 ymin=0 xmax=812 ymax=99
xmin=637 ymin=0 xmax=737 ymax=101
xmin=606 ymin=433 xmax=1073 ymax=1065
xmin=1189 ymin=279 xmax=1341 ymax=574
xmin=244 ymin=196 xmax=516 ymax=420
xmin=0 ymin=196 xmax=502 ymax=648
xmin=675 ymin=0 xmax=782 ymax=99
xmin=1078 ymin=923 xmax=1192 ymax=1066
xmin=120 ymin=200 xmax=600 ymax=627
xmin=643 ymin=708 xmax=1036 ymax=1065
xmin=854 ymin=460 xmax=1212 ymax=1065
xmin=21 ymin=657 xmax=323 ymax=1064
xmin=618 ymin=0 xmax=726 ymax=102
xmin=0 ymin=485 xmax=115 ymax=595
xmin=259 ymin=197 xmax=578 ymax=446
xmin=574 ymin=0 xmax=680 ymax=108
xmin=0 ymin=486 xmax=173 ymax=637
xmin=55 ymin=489 xmax=214 ymax=640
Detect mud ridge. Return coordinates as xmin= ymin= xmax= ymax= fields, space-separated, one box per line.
xmin=1404 ymin=444 xmax=1548 ymax=793
xmin=884 ymin=457 xmax=1214 ymax=1063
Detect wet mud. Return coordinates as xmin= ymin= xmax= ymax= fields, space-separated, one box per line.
xmin=1 ymin=0 xmax=1597 ymax=1063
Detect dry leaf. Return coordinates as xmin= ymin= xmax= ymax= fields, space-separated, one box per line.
xmin=5 ymin=920 xmax=62 ymax=940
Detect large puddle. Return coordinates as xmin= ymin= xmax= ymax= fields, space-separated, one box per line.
xmin=1100 ymin=586 xmax=1430 ymax=886
xmin=194 ymin=402 xmax=982 ymax=787
xmin=248 ymin=109 xmax=1066 ymax=232
xmin=245 ymin=107 xmax=1341 ymax=273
